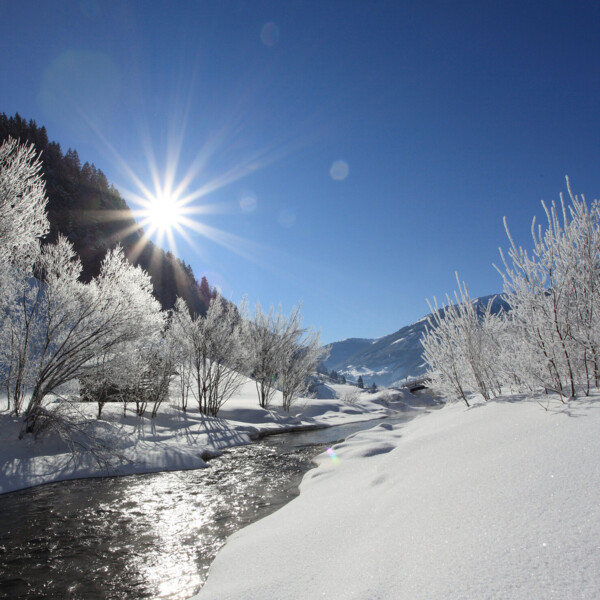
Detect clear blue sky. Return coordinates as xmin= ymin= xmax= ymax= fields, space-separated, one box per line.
xmin=2 ymin=1 xmax=599 ymax=343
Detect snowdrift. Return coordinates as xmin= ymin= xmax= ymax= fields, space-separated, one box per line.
xmin=196 ymin=396 xmax=600 ymax=600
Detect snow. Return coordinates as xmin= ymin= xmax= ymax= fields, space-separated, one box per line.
xmin=342 ymin=365 xmax=391 ymax=378
xmin=0 ymin=378 xmax=400 ymax=495
xmin=195 ymin=395 xmax=600 ymax=600
xmin=6 ymin=377 xmax=598 ymax=600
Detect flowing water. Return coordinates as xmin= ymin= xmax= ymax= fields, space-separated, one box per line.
xmin=0 ymin=409 xmax=422 ymax=600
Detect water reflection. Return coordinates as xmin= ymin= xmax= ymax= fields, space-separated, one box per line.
xmin=0 ymin=410 xmax=422 ymax=599
xmin=0 ymin=443 xmax=323 ymax=600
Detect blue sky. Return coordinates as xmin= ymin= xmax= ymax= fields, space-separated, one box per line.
xmin=2 ymin=1 xmax=600 ymax=343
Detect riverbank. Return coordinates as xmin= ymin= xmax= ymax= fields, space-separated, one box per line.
xmin=196 ymin=393 xmax=600 ymax=600
xmin=0 ymin=380 xmax=423 ymax=495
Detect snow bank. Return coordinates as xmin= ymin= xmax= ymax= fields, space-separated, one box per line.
xmin=196 ymin=396 xmax=600 ymax=600
xmin=0 ymin=378 xmax=401 ymax=494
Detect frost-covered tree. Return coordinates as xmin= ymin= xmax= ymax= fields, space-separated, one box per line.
xmin=81 ymin=330 xmax=172 ymax=419
xmin=424 ymin=179 xmax=600 ymax=404
xmin=422 ymin=276 xmax=503 ymax=406
xmin=170 ymin=295 xmax=246 ymax=416
xmin=86 ymin=248 xmax=166 ymax=418
xmin=1 ymin=237 xmax=86 ymax=417
xmin=247 ymin=303 xmax=306 ymax=409
xmin=108 ymin=333 xmax=173 ymax=418
xmin=0 ymin=240 xmax=164 ymax=434
xmin=168 ymin=298 xmax=195 ymax=413
xmin=563 ymin=191 xmax=600 ymax=392
xmin=244 ymin=302 xmax=326 ymax=410
xmin=79 ymin=353 xmax=115 ymax=419
xmin=279 ymin=328 xmax=328 ymax=412
xmin=0 ymin=139 xmax=50 ymax=413
xmin=0 ymin=138 xmax=49 ymax=273
xmin=496 ymin=179 xmax=600 ymax=399
xmin=200 ymin=295 xmax=247 ymax=416
xmin=422 ymin=297 xmax=469 ymax=405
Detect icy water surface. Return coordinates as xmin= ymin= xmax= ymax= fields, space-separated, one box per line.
xmin=0 ymin=409 xmax=421 ymax=599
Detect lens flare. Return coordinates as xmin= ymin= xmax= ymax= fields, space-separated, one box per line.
xmin=261 ymin=22 xmax=280 ymax=46
xmin=326 ymin=447 xmax=339 ymax=464
xmin=239 ymin=191 xmax=257 ymax=213
xmin=330 ymin=159 xmax=349 ymax=181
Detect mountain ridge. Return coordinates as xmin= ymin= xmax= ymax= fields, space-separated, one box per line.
xmin=324 ymin=294 xmax=508 ymax=388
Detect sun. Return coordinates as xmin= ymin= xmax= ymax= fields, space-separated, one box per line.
xmin=121 ymin=181 xmax=197 ymax=257
xmin=146 ymin=192 xmax=183 ymax=232
xmin=135 ymin=188 xmax=185 ymax=241
xmin=91 ymin=117 xmax=285 ymax=266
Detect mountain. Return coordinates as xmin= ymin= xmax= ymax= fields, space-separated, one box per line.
xmin=324 ymin=294 xmax=509 ymax=388
xmin=0 ymin=113 xmax=212 ymax=315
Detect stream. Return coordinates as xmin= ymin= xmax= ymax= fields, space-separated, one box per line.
xmin=0 ymin=407 xmax=422 ymax=599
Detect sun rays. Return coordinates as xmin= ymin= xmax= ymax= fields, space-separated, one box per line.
xmin=87 ymin=116 xmax=272 ymax=265
xmin=83 ymin=87 xmax=317 ymax=281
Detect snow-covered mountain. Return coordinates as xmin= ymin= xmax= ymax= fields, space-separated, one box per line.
xmin=324 ymin=294 xmax=508 ymax=388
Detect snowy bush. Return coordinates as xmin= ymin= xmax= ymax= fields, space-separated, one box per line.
xmin=342 ymin=388 xmax=361 ymax=405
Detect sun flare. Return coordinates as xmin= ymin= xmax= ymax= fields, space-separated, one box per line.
xmin=146 ymin=192 xmax=183 ymax=232
xmin=91 ymin=117 xmax=284 ymax=267
xmin=123 ymin=180 xmax=199 ymax=257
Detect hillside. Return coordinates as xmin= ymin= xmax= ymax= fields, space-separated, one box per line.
xmin=324 ymin=294 xmax=509 ymax=387
xmin=0 ymin=113 xmax=211 ymax=315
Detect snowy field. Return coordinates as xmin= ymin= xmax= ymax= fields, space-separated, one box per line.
xmin=0 ymin=380 xmax=414 ymax=495
xmin=196 ymin=394 xmax=600 ymax=600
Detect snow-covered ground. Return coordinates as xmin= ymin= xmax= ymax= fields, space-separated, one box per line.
xmin=0 ymin=379 xmax=410 ymax=495
xmin=195 ymin=394 xmax=600 ymax=600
